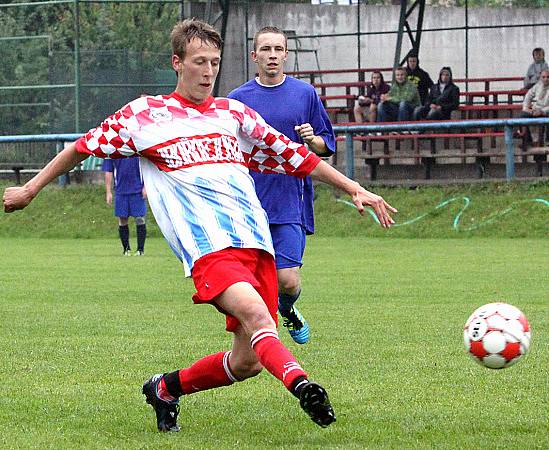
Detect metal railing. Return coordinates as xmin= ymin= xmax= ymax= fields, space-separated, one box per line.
xmin=334 ymin=117 xmax=549 ymax=181
xmin=0 ymin=118 xmax=548 ymax=184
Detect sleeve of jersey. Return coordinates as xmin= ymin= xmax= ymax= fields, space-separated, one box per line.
xmin=75 ymin=105 xmax=139 ymax=159
xmin=236 ymin=103 xmax=321 ymax=177
xmin=309 ymin=91 xmax=336 ymax=155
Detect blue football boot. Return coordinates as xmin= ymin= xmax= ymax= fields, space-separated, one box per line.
xmin=279 ymin=303 xmax=310 ymax=344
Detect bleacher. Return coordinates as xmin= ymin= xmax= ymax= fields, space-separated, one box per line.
xmin=286 ymin=69 xmax=548 ymax=181
xmin=0 ymin=140 xmax=102 ymax=184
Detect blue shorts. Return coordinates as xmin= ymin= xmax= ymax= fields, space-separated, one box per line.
xmin=114 ymin=193 xmax=147 ymax=218
xmin=270 ymin=223 xmax=306 ymax=270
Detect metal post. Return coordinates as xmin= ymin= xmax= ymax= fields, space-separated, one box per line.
xmin=244 ymin=0 xmax=249 ymax=82
xmin=345 ymin=132 xmax=354 ymax=180
xmin=465 ymin=0 xmax=469 ymax=92
xmin=73 ymin=0 xmax=81 ymax=133
xmin=393 ymin=0 xmax=407 ymax=76
xmin=357 ymin=0 xmax=361 ymax=71
xmin=504 ymin=125 xmax=515 ymax=181
xmin=57 ymin=141 xmax=70 ymax=186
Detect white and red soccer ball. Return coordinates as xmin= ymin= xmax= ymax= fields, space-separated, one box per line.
xmin=463 ymin=302 xmax=531 ymax=369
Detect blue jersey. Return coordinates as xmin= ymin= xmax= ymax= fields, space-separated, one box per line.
xmin=228 ymin=76 xmax=335 ymax=234
xmin=102 ymin=157 xmax=143 ymax=195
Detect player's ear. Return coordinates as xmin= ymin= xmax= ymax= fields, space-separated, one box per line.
xmin=172 ymin=54 xmax=182 ymax=71
xmin=251 ymin=50 xmax=258 ymax=63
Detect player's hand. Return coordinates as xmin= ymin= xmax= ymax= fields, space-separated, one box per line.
xmin=106 ymin=192 xmax=113 ymax=205
xmin=352 ymin=187 xmax=397 ymax=228
xmin=294 ymin=123 xmax=315 ymax=144
xmin=3 ymin=186 xmax=34 ymax=213
xmin=142 ymin=187 xmax=147 ymax=200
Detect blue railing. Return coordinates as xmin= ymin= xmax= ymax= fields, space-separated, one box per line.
xmin=1 ymin=117 xmax=549 ymax=182
xmin=333 ymin=117 xmax=549 ymax=180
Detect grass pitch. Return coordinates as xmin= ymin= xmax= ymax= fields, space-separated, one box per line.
xmin=0 ymin=237 xmax=547 ymax=449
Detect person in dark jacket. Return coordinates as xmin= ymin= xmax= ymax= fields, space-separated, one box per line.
xmin=406 ymin=53 xmax=433 ymax=104
xmin=354 ymin=71 xmax=390 ymax=122
xmin=413 ymin=67 xmax=460 ymax=121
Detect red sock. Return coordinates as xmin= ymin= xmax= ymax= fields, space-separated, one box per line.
xmin=250 ymin=328 xmax=308 ymax=390
xmin=177 ymin=351 xmax=237 ymax=395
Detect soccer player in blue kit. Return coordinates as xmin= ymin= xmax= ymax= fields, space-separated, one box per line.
xmin=103 ymin=158 xmax=147 ymax=255
xmin=228 ymin=27 xmax=335 ymax=344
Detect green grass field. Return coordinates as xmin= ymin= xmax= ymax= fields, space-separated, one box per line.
xmin=1 ymin=236 xmax=547 ymax=449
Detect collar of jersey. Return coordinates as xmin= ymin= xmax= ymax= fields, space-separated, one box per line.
xmin=169 ymin=92 xmax=214 ymax=113
xmin=255 ymin=74 xmax=287 ymax=88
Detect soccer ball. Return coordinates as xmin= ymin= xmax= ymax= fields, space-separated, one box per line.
xmin=463 ymin=302 xmax=531 ymax=369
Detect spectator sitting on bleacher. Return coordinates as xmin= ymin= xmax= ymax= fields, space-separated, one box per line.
xmin=413 ymin=67 xmax=460 ymax=121
xmin=353 ymin=71 xmax=390 ymax=123
xmin=377 ymin=67 xmax=420 ymax=123
xmin=516 ymin=69 xmax=549 ymax=141
xmin=524 ymin=47 xmax=548 ymax=89
xmin=406 ymin=52 xmax=433 ymax=105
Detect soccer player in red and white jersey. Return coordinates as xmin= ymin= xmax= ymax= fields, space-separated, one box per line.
xmin=3 ymin=19 xmax=396 ymax=431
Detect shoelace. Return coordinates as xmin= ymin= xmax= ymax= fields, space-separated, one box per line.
xmin=282 ymin=310 xmax=303 ymax=330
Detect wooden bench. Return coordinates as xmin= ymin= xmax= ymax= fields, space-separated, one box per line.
xmin=356 ymin=138 xmax=548 ymax=180
xmin=323 ymin=99 xmax=523 ymax=125
xmin=460 ymin=89 xmax=527 ymax=105
xmin=0 ymin=156 xmax=103 ymax=185
xmin=453 ymin=76 xmax=523 ymax=92
xmin=286 ymin=67 xmax=392 ymax=85
xmin=458 ymin=104 xmax=522 ymax=120
xmin=335 ymin=125 xmax=548 ymax=179
xmin=0 ymin=163 xmax=44 ymax=185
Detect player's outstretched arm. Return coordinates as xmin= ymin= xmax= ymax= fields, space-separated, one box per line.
xmin=3 ymin=142 xmax=88 ymax=213
xmin=309 ymin=160 xmax=397 ymax=228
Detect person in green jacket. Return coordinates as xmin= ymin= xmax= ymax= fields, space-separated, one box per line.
xmin=377 ymin=67 xmax=420 ymax=122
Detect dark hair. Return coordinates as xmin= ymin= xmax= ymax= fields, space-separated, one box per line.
xmin=253 ymin=26 xmax=287 ymax=51
xmin=533 ymin=47 xmax=545 ymax=57
xmin=171 ymin=18 xmax=222 ymax=59
xmin=371 ymin=71 xmax=385 ymax=84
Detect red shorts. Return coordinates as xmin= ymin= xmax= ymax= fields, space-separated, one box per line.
xmin=191 ymin=247 xmax=278 ymax=332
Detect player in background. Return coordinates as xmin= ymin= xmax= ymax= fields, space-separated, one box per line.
xmin=3 ymin=19 xmax=396 ymax=432
xmin=228 ymin=27 xmax=335 ymax=345
xmin=103 ymin=158 xmax=147 ymax=255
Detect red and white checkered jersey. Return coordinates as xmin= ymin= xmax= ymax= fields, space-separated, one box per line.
xmin=76 ymin=93 xmax=321 ymax=275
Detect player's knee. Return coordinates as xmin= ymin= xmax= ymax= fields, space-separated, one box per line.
xmin=241 ymin=302 xmax=275 ymax=332
xmin=135 ymin=216 xmax=146 ymax=225
xmin=278 ymin=275 xmax=301 ymax=296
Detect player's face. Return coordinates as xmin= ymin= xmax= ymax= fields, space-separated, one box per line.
xmin=252 ymin=32 xmax=288 ymax=81
xmin=172 ymin=37 xmax=221 ymax=104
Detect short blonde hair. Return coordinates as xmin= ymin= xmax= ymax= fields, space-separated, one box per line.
xmin=253 ymin=26 xmax=287 ymax=51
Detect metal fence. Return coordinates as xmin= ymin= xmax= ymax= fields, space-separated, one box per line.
xmin=0 ymin=0 xmax=183 ymax=135
xmin=1 ymin=118 xmax=548 ymax=184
